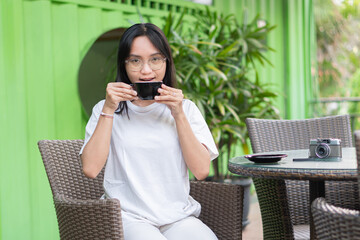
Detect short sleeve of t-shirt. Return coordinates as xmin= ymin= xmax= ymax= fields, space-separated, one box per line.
xmin=79 ymin=100 xmax=105 ymax=155
xmin=183 ymin=100 xmax=219 ymax=160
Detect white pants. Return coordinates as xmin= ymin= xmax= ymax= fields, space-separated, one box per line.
xmin=123 ymin=216 xmax=218 ymax=240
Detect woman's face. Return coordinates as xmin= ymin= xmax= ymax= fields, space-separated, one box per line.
xmin=125 ymin=36 xmax=166 ymax=84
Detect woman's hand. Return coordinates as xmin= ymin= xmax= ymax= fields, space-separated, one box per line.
xmin=155 ymin=84 xmax=184 ymax=117
xmin=103 ymin=82 xmax=138 ymax=113
xmin=156 ymin=84 xmax=210 ymax=180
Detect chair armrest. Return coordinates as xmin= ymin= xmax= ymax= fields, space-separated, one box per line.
xmin=53 ymin=194 xmax=124 ymax=240
xmin=311 ymin=197 xmax=360 ymax=239
xmin=190 ymin=181 xmax=243 ymax=240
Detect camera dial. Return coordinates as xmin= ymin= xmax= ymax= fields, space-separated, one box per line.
xmin=315 ymin=143 xmax=331 ymax=158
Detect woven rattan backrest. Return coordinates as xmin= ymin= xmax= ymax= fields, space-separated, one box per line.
xmin=246 ymin=115 xmax=353 ymax=153
xmin=38 ymin=139 xmax=105 ymax=200
xmin=355 ymin=131 xmax=360 ymax=201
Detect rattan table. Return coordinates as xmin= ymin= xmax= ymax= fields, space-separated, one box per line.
xmin=228 ymin=147 xmax=357 ymax=240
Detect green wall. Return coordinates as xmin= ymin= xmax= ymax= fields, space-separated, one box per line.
xmin=0 ymin=0 xmax=315 ymax=239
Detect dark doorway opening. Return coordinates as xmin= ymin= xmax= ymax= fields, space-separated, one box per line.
xmin=78 ymin=28 xmax=126 ymax=117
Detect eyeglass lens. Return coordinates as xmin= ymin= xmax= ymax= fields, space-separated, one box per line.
xmin=126 ymin=57 xmax=166 ymax=71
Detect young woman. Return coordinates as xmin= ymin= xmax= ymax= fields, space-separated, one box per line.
xmin=80 ymin=23 xmax=219 ymax=240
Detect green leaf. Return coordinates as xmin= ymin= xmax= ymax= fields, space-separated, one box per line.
xmin=174 ymin=10 xmax=186 ymax=31
xmin=205 ymin=64 xmax=228 ymax=80
xmin=240 ymin=39 xmax=248 ymax=54
xmin=247 ymin=38 xmax=265 ymax=49
xmin=163 ymin=11 xmax=172 ymax=38
xmin=217 ymin=62 xmax=241 ymax=72
xmin=184 ymin=65 xmax=197 ymax=83
xmin=211 ymin=127 xmax=222 ymax=145
xmin=197 ymin=41 xmax=223 ymax=49
xmin=256 ymin=51 xmax=274 ymax=67
xmin=217 ymin=102 xmax=226 ymax=115
xmin=222 ymin=127 xmax=244 ymax=142
xmin=199 ymin=67 xmax=210 ymax=86
xmin=217 ymin=40 xmax=239 ymax=57
xmin=186 ymin=44 xmax=203 ymax=55
xmin=224 ymin=103 xmax=241 ymax=123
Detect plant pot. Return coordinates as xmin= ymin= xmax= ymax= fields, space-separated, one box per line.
xmin=205 ymin=176 xmax=253 ymax=228
xmin=235 ymin=177 xmax=252 ymax=228
xmin=223 ymin=177 xmax=253 ymax=229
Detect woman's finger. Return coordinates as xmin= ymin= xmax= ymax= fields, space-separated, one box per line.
xmin=107 ymin=83 xmax=137 ymax=99
xmin=160 ymin=84 xmax=182 ymax=93
xmin=158 ymin=87 xmax=183 ymax=98
xmin=108 ymin=83 xmax=137 ymax=95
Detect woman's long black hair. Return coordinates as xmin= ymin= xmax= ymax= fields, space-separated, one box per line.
xmin=115 ymin=23 xmax=176 ymax=116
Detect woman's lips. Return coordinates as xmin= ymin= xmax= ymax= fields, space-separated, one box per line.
xmin=139 ymin=78 xmax=155 ymax=81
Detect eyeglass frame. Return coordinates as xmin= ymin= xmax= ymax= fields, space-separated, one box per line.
xmin=125 ymin=56 xmax=167 ymax=72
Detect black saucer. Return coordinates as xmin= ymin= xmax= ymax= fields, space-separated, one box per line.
xmin=244 ymin=154 xmax=288 ymax=163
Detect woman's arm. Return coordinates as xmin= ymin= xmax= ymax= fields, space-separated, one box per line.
xmin=155 ymin=84 xmax=211 ymax=180
xmin=81 ymin=114 xmax=113 ymax=179
xmin=173 ymin=112 xmax=211 ymax=180
xmin=81 ymin=82 xmax=137 ymax=178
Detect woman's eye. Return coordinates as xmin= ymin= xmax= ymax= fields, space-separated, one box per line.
xmin=151 ymin=57 xmax=162 ymax=63
xmin=129 ymin=59 xmax=141 ymax=64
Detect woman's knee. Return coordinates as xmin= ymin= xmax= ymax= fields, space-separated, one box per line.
xmin=161 ymin=216 xmax=218 ymax=240
xmin=123 ymin=221 xmax=167 ymax=240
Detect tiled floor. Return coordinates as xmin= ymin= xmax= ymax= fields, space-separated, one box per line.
xmin=243 ymin=193 xmax=263 ymax=240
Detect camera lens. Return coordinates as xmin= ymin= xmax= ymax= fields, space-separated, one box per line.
xmin=315 ymin=143 xmax=331 ymax=158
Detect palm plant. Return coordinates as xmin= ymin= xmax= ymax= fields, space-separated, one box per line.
xmin=163 ymin=8 xmax=280 ymax=180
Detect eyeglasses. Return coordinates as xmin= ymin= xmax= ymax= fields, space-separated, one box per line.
xmin=125 ymin=56 xmax=166 ymax=72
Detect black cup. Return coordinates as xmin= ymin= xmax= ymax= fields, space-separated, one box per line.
xmin=133 ymin=81 xmax=162 ymax=100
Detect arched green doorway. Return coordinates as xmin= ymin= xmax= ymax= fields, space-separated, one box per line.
xmin=78 ymin=28 xmax=126 ymax=117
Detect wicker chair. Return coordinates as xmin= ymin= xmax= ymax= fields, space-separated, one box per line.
xmin=38 ymin=139 xmax=243 ymax=240
xmin=245 ymin=115 xmax=359 ymax=239
xmin=311 ymin=130 xmax=360 ymax=240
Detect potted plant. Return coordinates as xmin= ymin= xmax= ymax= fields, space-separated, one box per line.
xmin=163 ymin=8 xmax=280 ymax=179
xmin=162 ymin=8 xmax=280 ymax=228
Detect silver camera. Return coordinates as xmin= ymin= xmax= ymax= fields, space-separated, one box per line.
xmin=309 ymin=138 xmax=342 ymax=159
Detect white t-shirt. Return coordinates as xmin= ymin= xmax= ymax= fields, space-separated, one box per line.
xmin=80 ymin=99 xmax=218 ymax=226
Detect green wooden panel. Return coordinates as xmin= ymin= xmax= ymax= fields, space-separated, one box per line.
xmin=286 ymin=0 xmax=306 ymax=119
xmin=268 ymin=0 xmax=286 ymax=116
xmin=52 ymin=3 xmax=83 ymax=140
xmin=253 ymin=0 xmax=269 ymax=88
xmin=266 ymin=0 xmax=285 ymax=116
xmin=0 ymin=0 xmax=32 ymax=239
xmin=303 ymin=0 xmax=316 ymax=118
xmin=147 ymin=15 xmax=165 ymax=27
xmin=213 ymin=0 xmax=226 ymax=13
xmin=244 ymin=0 xmax=258 ymax=20
xmin=228 ymin=0 xmax=238 ymax=15
xmin=77 ymin=6 xmax=108 ymax=130
xmin=101 ymin=9 xmax=125 ymax=32
xmin=78 ymin=7 xmax=103 ymax=59
xmin=0 ymin=1 xmax=4 ymax=239
xmin=0 ymin=1 xmax=5 ymax=238
xmin=23 ymin=1 xmax=58 ymax=239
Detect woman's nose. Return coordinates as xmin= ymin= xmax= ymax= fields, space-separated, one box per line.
xmin=140 ymin=61 xmax=152 ymax=74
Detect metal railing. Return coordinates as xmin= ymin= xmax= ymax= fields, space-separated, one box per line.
xmin=312 ymin=97 xmax=360 ymax=132
xmin=49 ymin=0 xmax=211 ymax=14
